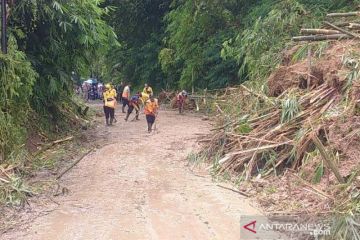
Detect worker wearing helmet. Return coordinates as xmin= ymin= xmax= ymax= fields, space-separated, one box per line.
xmin=103 ymin=83 xmax=117 ymax=126
xmin=143 ymin=83 xmax=153 ymax=97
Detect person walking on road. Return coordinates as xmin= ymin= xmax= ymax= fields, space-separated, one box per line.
xmin=144 ymin=95 xmax=159 ymax=133
xmin=143 ymin=83 xmax=153 ymax=97
xmin=103 ymin=84 xmax=117 ymax=126
xmin=125 ymin=93 xmax=141 ymax=121
xmin=122 ymin=83 xmax=131 ymax=113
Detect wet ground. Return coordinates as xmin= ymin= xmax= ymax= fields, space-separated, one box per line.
xmin=2 ymin=105 xmax=260 ymax=240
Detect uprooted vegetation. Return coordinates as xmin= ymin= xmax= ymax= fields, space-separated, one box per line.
xmin=197 ymin=40 xmax=360 ymax=237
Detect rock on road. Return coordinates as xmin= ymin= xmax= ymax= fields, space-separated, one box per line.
xmin=2 ymin=107 xmax=259 ymax=240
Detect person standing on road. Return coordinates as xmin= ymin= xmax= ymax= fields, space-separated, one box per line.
xmin=125 ymin=93 xmax=141 ymax=121
xmin=122 ymin=83 xmax=131 ymax=113
xmin=144 ymin=95 xmax=159 ymax=133
xmin=143 ymin=83 xmax=153 ymax=97
xmin=103 ymin=84 xmax=117 ymax=126
xmin=177 ymin=90 xmax=188 ymax=114
xmin=117 ymin=81 xmax=125 ymax=103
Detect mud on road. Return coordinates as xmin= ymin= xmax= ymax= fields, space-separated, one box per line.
xmin=2 ymin=105 xmax=259 ymax=240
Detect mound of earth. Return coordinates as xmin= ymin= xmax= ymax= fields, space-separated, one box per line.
xmin=268 ymin=40 xmax=360 ymax=97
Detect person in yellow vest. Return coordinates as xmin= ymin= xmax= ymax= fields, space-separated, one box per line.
xmin=103 ymin=84 xmax=117 ymax=126
xmin=122 ymin=83 xmax=131 ymax=113
xmin=143 ymin=83 xmax=153 ymax=97
xmin=139 ymin=92 xmax=149 ymax=105
xmin=144 ymin=95 xmax=159 ymax=133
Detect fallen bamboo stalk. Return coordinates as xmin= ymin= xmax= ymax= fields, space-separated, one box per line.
xmin=327 ymin=12 xmax=360 ymax=17
xmin=34 ymin=136 xmax=74 ymax=156
xmin=311 ymin=134 xmax=345 ymax=184
xmin=324 ymin=21 xmax=360 ymax=39
xmin=292 ymin=34 xmax=352 ymax=42
xmin=289 ymin=172 xmax=334 ymax=200
xmin=217 ymin=184 xmax=249 ymax=197
xmin=226 ymin=141 xmax=293 ymax=157
xmin=0 ymin=177 xmax=10 ymax=183
xmin=349 ymin=23 xmax=360 ymax=29
xmin=56 ymin=148 xmax=94 ymax=180
xmin=240 ymin=85 xmax=276 ymax=106
xmin=52 ymin=136 xmax=74 ymax=145
xmin=300 ymin=29 xmax=340 ymax=35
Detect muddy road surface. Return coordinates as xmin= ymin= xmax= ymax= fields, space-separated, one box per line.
xmin=2 ymin=106 xmax=259 ymax=240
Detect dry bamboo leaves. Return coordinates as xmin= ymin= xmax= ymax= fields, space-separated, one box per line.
xmin=201 ymin=85 xmax=340 ymax=179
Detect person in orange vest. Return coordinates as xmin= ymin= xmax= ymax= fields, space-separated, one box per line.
xmin=144 ymin=95 xmax=159 ymax=133
xmin=121 ymin=83 xmax=131 ymax=113
xmin=103 ymin=84 xmax=117 ymax=126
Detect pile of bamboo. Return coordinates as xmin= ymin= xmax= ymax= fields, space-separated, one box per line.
xmin=293 ymin=12 xmax=360 ymax=42
xmin=201 ymin=84 xmax=343 ymax=181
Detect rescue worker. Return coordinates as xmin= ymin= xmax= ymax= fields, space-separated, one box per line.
xmin=139 ymin=92 xmax=150 ymax=105
xmin=177 ymin=90 xmax=188 ymax=114
xmin=103 ymin=84 xmax=117 ymax=126
xmin=122 ymin=83 xmax=131 ymax=113
xmin=144 ymin=95 xmax=159 ymax=133
xmin=143 ymin=83 xmax=153 ymax=97
xmin=125 ymin=93 xmax=141 ymax=121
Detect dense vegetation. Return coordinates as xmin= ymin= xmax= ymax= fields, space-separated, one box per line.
xmin=105 ymin=0 xmax=359 ymax=91
xmin=1 ymin=0 xmax=116 ymax=161
xmin=1 ymin=0 xmax=359 ymax=162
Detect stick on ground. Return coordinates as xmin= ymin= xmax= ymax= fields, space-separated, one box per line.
xmin=217 ymin=184 xmax=250 ymax=198
xmin=56 ymin=148 xmax=94 ymax=180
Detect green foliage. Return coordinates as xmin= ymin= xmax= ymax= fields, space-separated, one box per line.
xmin=0 ymin=38 xmax=37 ymax=159
xmin=1 ymin=0 xmax=117 ymax=163
xmin=0 ymin=174 xmax=32 ymax=206
xmin=281 ymin=93 xmax=300 ymax=123
xmin=163 ymin=0 xmax=240 ymax=89
xmin=104 ymin=0 xmax=171 ymax=89
xmin=313 ymin=160 xmax=324 ymax=184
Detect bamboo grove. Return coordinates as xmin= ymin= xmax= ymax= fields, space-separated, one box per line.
xmin=1 ymin=0 xmax=360 ymax=176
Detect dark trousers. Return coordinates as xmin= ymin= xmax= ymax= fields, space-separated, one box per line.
xmin=103 ymin=106 xmax=115 ymax=120
xmin=146 ymin=114 xmax=156 ymax=124
xmin=128 ymin=105 xmax=139 ymax=116
xmin=146 ymin=114 xmax=156 ymax=132
xmin=122 ymin=98 xmax=129 ymax=107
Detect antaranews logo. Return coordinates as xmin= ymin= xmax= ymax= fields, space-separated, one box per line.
xmin=243 ymin=220 xmax=257 ymax=234
xmin=240 ymin=215 xmax=333 ymax=240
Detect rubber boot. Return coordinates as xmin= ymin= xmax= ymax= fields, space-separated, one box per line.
xmin=110 ymin=118 xmax=114 ymax=126
xmin=148 ymin=122 xmax=152 ymax=133
xmin=122 ymin=106 xmax=126 ymax=113
xmin=106 ymin=118 xmax=110 ymax=126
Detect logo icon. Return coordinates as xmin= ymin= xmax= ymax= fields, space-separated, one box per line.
xmin=243 ymin=220 xmax=257 ymax=234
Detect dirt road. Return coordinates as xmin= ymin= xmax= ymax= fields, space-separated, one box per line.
xmin=2 ymin=106 xmax=259 ymax=240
